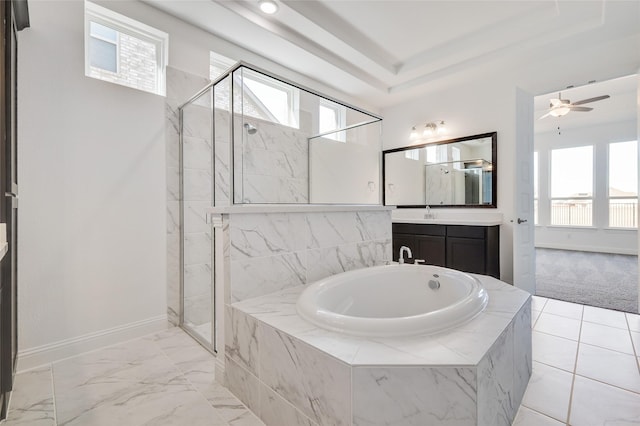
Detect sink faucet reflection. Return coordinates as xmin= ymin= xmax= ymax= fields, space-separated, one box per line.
xmin=399 ymin=246 xmax=412 ymax=264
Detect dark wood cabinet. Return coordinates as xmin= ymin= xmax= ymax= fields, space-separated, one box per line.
xmin=392 ymin=223 xmax=500 ymax=278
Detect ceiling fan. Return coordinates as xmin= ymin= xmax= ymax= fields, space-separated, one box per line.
xmin=539 ymin=92 xmax=610 ymax=119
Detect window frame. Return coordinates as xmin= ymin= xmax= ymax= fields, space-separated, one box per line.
xmin=318 ymin=98 xmax=347 ymax=142
xmin=84 ymin=1 xmax=169 ymax=96
xmin=88 ymin=21 xmax=120 ymax=73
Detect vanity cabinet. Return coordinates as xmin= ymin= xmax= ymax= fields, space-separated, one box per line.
xmin=392 ymin=223 xmax=500 ymax=278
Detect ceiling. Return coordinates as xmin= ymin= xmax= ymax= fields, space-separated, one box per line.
xmin=534 ymin=74 xmax=637 ymax=134
xmin=144 ymin=0 xmax=640 ymax=109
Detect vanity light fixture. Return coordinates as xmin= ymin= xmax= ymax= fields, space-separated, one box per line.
xmin=258 ymin=0 xmax=279 ymax=14
xmin=410 ymin=121 xmax=447 ymax=141
xmin=423 ymin=122 xmax=437 ymax=137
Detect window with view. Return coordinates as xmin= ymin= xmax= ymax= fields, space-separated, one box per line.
xmin=85 ymin=2 xmax=168 ymax=95
xmin=608 ymin=141 xmax=638 ymax=228
xmin=550 ymin=145 xmax=593 ymax=226
xmin=319 ymin=99 xmax=346 ymax=141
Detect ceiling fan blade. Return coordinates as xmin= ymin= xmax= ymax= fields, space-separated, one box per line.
xmin=568 ymin=106 xmax=593 ymax=112
xmin=572 ymin=95 xmax=610 ymax=106
xmin=538 ymin=111 xmax=553 ymax=119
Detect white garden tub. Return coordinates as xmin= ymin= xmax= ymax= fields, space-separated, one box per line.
xmin=296 ymin=264 xmax=488 ymax=337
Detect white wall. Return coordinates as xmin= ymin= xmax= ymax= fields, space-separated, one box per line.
xmin=535 ymin=120 xmax=638 ymax=254
xmin=18 ymin=0 xmax=167 ymax=360
xmin=382 ymin=80 xmax=517 ymax=283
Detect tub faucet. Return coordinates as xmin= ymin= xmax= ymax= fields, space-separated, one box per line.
xmin=399 ymin=246 xmax=412 ymax=264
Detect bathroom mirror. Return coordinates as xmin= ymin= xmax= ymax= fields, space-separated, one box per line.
xmin=383 ymin=132 xmax=497 ymax=208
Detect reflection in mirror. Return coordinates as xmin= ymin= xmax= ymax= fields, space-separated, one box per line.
xmin=383 ymin=132 xmax=497 ymax=208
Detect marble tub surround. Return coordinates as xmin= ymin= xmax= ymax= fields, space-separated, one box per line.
xmin=226 ymin=273 xmax=531 ymax=425
xmin=223 ymin=209 xmax=392 ymax=303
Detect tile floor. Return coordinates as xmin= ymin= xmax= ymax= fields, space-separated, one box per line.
xmin=513 ymin=296 xmax=640 ymax=425
xmin=5 ymin=297 xmax=640 ymax=426
xmin=3 ymin=328 xmax=265 ymax=426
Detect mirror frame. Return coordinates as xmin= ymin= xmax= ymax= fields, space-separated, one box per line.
xmin=382 ymin=131 xmax=497 ymax=208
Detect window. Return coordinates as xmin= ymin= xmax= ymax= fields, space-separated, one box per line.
xmin=319 ymin=99 xmax=346 ymax=141
xmin=405 ymin=149 xmax=420 ymax=161
xmin=550 ymin=146 xmax=593 ymax=226
xmin=534 ymin=151 xmax=539 ymax=225
xmin=608 ymin=141 xmax=638 ymax=228
xmin=85 ymin=2 xmax=168 ymax=95
xmin=210 ymin=52 xmax=235 ymax=110
xmin=426 ymin=144 xmax=448 ymax=164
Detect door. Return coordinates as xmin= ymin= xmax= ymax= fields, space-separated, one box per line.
xmin=513 ymin=88 xmax=536 ymax=294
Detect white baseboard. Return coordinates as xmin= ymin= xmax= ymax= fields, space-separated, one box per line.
xmin=17 ymin=315 xmax=169 ymax=372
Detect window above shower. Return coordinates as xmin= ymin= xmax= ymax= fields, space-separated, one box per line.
xmin=84 ymin=2 xmax=168 ymax=96
xmin=194 ymin=60 xmax=383 ymax=205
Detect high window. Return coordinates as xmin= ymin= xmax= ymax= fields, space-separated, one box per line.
xmin=85 ymin=2 xmax=168 ymax=95
xmin=319 ymin=99 xmax=346 ymax=141
xmin=550 ymin=145 xmax=593 ymax=226
xmin=608 ymin=141 xmax=638 ymax=228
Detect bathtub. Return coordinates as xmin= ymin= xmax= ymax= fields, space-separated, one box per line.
xmin=296 ymin=264 xmax=489 ymax=337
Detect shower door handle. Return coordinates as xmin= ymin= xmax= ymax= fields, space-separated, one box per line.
xmin=517 ymin=218 xmax=527 ymax=224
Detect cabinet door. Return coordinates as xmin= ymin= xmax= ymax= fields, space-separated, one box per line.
xmin=415 ymin=235 xmax=445 ymax=266
xmin=446 ymin=237 xmax=486 ymax=274
xmin=392 ymin=234 xmax=415 ymax=262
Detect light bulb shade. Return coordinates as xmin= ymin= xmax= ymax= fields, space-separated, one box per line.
xmin=437 ymin=121 xmax=446 ymax=134
xmin=409 ymin=126 xmax=418 ymax=140
xmin=423 ymin=123 xmax=436 ymax=137
xmin=259 ymin=0 xmax=279 ymax=14
xmin=549 ymin=107 xmax=570 ymax=117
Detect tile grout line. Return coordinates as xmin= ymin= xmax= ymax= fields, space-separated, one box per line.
xmin=564 ymin=307 xmax=585 ymax=426
xmin=50 ymin=363 xmax=58 ymax=426
xmin=624 ymin=314 xmax=640 ymax=374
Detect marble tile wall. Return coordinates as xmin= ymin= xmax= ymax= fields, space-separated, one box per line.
xmin=234 ymin=118 xmax=310 ymax=204
xmin=227 ymin=210 xmax=392 ymax=302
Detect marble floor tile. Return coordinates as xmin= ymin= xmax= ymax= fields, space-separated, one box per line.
xmin=569 ymin=375 xmax=640 ymax=425
xmin=582 ymin=305 xmax=628 ymax=329
xmin=532 ymin=331 xmax=578 ymax=372
xmin=627 ymin=312 xmax=640 ymax=332
xmin=575 ymin=343 xmax=640 ymax=393
xmin=3 ymin=366 xmax=55 ymax=426
xmin=580 ymin=321 xmax=635 ymax=355
xmin=531 ymin=309 xmax=542 ymax=327
xmin=631 ymin=331 xmax=640 ymax=355
xmin=521 ymin=362 xmax=573 ymax=423
xmin=534 ymin=312 xmax=582 ymax=341
xmin=513 ymin=406 xmax=564 ymax=425
xmin=531 ymin=295 xmax=549 ymax=312
xmin=542 ymin=298 xmax=584 ymax=320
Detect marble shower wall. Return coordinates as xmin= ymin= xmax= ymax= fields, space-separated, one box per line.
xmin=166 ymin=66 xmax=211 ymax=326
xmin=225 ymin=210 xmax=392 ymax=303
xmin=234 ymin=117 xmax=310 ymax=204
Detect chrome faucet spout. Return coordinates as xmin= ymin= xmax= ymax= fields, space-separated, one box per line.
xmin=399 ymin=246 xmax=412 ymax=264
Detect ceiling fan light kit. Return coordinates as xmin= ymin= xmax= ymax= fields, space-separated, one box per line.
xmin=539 ymin=92 xmax=610 ymax=120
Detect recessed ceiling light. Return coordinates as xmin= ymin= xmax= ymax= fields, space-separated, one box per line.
xmin=259 ymin=0 xmax=279 ymax=14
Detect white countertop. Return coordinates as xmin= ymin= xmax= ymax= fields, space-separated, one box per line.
xmin=392 ymin=218 xmax=503 ymax=226
xmin=391 ymin=209 xmax=503 ymax=226
xmin=208 ymin=204 xmax=394 ymax=214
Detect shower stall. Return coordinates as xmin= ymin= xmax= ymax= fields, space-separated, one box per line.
xmin=177 ymin=63 xmax=382 ymax=352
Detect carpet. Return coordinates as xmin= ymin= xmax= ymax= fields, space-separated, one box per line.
xmin=535 ymin=248 xmax=639 ymax=314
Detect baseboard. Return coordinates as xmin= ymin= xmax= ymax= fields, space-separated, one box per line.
xmin=16 ymin=315 xmax=169 ymax=372
xmin=535 ymin=243 xmax=637 ymax=256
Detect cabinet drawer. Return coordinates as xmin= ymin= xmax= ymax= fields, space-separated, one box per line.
xmin=446 ymin=225 xmax=485 ymax=239
xmin=393 ymin=223 xmax=446 ymax=236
